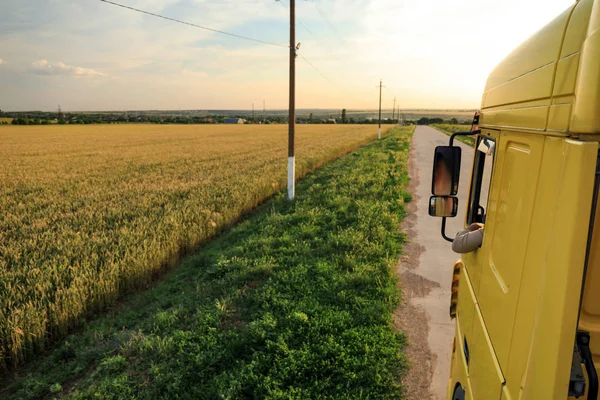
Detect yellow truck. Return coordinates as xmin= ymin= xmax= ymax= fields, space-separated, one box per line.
xmin=428 ymin=0 xmax=600 ymax=398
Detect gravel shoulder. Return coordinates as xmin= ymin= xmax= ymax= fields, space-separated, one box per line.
xmin=394 ymin=126 xmax=475 ymax=399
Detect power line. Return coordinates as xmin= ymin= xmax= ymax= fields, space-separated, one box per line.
xmin=297 ymin=52 xmax=360 ymax=101
xmin=297 ymin=53 xmax=335 ymax=86
xmin=312 ymin=1 xmax=344 ymax=42
xmin=99 ymin=0 xmax=288 ymax=48
xmin=275 ymin=0 xmax=328 ymax=52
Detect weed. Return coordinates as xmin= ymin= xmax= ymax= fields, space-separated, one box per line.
xmin=2 ymin=127 xmax=414 ymax=399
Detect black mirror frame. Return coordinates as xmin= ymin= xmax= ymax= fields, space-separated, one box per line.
xmin=437 ymin=130 xmax=481 ymax=243
xmin=429 ymin=196 xmax=458 ymax=218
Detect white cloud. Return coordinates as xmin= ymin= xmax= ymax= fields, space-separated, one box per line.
xmin=30 ymin=60 xmax=107 ymax=77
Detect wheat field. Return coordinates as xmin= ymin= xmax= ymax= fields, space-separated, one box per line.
xmin=0 ymin=124 xmax=383 ymax=370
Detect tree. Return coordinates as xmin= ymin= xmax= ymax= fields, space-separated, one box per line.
xmin=309 ymin=113 xmax=313 ymax=123
xmin=342 ymin=109 xmax=347 ymax=124
xmin=449 ymin=117 xmax=458 ymax=124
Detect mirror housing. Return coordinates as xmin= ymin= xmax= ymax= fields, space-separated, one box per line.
xmin=429 ymin=196 xmax=458 ymax=218
xmin=432 ymin=146 xmax=461 ymax=196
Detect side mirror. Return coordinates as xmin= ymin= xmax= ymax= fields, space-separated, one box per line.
xmin=429 ymin=196 xmax=458 ymax=218
xmin=432 ymin=146 xmax=461 ymax=196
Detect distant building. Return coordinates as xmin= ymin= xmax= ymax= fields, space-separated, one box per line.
xmin=224 ymin=118 xmax=244 ymax=124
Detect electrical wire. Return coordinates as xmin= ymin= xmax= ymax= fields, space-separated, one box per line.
xmin=312 ymin=1 xmax=344 ymax=42
xmin=297 ymin=52 xmax=361 ymax=101
xmin=99 ymin=0 xmax=288 ymax=48
xmin=276 ymin=0 xmax=321 ymax=43
xmin=102 ymin=0 xmax=357 ymax=102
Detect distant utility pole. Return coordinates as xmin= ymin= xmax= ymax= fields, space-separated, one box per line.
xmin=377 ymin=80 xmax=385 ymax=139
xmin=392 ymin=97 xmax=396 ymax=122
xmin=288 ymin=0 xmax=297 ymax=200
xmin=252 ymin=103 xmax=255 ymax=121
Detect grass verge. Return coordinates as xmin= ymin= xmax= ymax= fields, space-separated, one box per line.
xmin=2 ymin=127 xmax=414 ymax=399
xmin=431 ymin=124 xmax=476 ymax=146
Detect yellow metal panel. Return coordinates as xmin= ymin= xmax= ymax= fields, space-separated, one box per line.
xmin=501 ymin=137 xmax=565 ymax=400
xmin=483 ymin=99 xmax=551 ymax=111
xmin=552 ymin=52 xmax=581 ymax=97
xmin=469 ymin=306 xmax=505 ymax=399
xmin=571 ymin=0 xmax=600 ymax=133
xmin=481 ymin=105 xmax=549 ymax=131
xmin=519 ymin=139 xmax=597 ymax=399
xmin=547 ymin=103 xmax=573 ymax=132
xmin=552 ymin=95 xmax=576 ymax=105
xmin=448 ymin=321 xmax=473 ymax=400
xmin=502 ymin=385 xmax=513 ymax=400
xmin=484 ymin=7 xmax=573 ymax=93
xmin=579 ymin=173 xmax=600 ymax=366
xmin=477 ymin=133 xmax=545 ymax=370
xmin=456 ymin=265 xmax=477 ymax=370
xmin=483 ymin=63 xmax=555 ymax=109
xmin=461 ymin=130 xmax=501 ymax=296
xmin=560 ymin=0 xmax=594 ymax=58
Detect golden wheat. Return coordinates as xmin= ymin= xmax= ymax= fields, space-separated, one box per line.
xmin=0 ymin=123 xmax=383 ymax=370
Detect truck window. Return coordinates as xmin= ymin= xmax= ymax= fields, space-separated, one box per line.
xmin=467 ymin=136 xmax=496 ymax=224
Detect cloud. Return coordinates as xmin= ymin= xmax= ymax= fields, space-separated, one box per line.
xmin=30 ymin=60 xmax=107 ymax=77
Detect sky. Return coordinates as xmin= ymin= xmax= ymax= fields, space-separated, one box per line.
xmin=0 ymin=0 xmax=576 ymax=111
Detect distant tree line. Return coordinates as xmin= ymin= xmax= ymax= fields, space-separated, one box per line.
xmin=416 ymin=117 xmax=467 ymax=125
xmin=2 ymin=110 xmax=472 ymax=126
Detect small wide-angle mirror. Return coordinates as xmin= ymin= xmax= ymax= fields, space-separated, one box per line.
xmin=477 ymin=137 xmax=495 ymax=155
xmin=431 ymin=146 xmax=461 ymax=196
xmin=428 ymin=196 xmax=458 ymax=218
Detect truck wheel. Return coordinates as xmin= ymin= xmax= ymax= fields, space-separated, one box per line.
xmin=453 ymin=385 xmax=466 ymax=400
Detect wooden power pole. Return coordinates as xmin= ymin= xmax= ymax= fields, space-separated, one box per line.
xmin=392 ymin=97 xmax=396 ymax=122
xmin=378 ymin=80 xmax=385 ymax=139
xmin=288 ymin=0 xmax=296 ymax=200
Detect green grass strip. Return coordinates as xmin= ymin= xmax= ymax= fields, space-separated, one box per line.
xmin=431 ymin=124 xmax=476 ymax=146
xmin=3 ymin=127 xmax=414 ymax=400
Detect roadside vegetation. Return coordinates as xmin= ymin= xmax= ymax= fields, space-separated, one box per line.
xmin=2 ymin=127 xmax=414 ymax=399
xmin=431 ymin=124 xmax=476 ymax=146
xmin=0 ymin=124 xmax=383 ymax=371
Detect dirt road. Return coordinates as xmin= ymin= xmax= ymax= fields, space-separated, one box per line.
xmin=395 ymin=126 xmax=475 ymax=399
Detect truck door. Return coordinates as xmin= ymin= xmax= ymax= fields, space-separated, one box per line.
xmin=457 ymin=130 xmax=506 ymax=399
xmin=474 ymin=132 xmax=545 ymax=373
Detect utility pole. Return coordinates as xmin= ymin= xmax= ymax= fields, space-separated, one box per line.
xmin=252 ymin=103 xmax=255 ymax=122
xmin=377 ymin=80 xmax=385 ymax=139
xmin=288 ymin=0 xmax=296 ymax=200
xmin=392 ymin=97 xmax=396 ymax=122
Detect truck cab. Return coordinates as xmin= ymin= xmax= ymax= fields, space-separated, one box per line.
xmin=429 ymin=0 xmax=600 ymax=398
